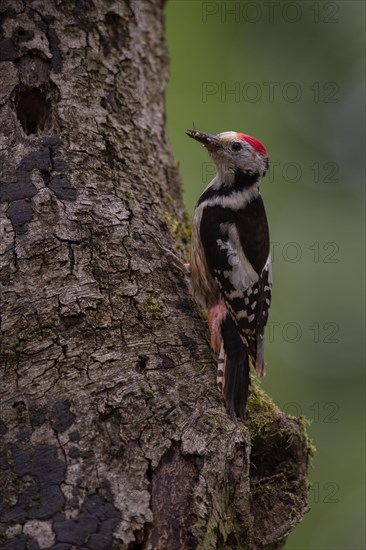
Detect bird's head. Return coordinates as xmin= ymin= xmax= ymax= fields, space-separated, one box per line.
xmin=186 ymin=129 xmax=269 ymax=182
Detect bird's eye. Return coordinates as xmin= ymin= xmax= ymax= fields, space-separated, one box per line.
xmin=231 ymin=142 xmax=242 ymax=152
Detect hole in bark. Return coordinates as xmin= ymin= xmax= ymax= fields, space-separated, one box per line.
xmin=146 ymin=460 xmax=153 ymax=483
xmin=12 ymin=400 xmax=26 ymax=413
xmin=136 ymin=355 xmax=148 ymax=372
xmin=14 ymin=26 xmax=34 ymax=42
xmin=15 ymin=86 xmax=51 ymax=135
xmin=250 ymin=428 xmax=300 ymax=481
xmin=61 ymin=314 xmax=83 ymax=328
xmin=127 ymin=542 xmax=142 ymax=549
xmin=127 ymin=529 xmax=146 ymax=549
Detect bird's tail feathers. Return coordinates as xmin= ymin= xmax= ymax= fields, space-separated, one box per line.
xmin=219 ymin=315 xmax=250 ymax=422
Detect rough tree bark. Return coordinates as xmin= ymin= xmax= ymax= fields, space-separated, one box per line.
xmin=0 ymin=1 xmax=311 ymax=549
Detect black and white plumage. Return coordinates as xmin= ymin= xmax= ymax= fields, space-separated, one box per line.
xmin=187 ymin=129 xmax=272 ymax=423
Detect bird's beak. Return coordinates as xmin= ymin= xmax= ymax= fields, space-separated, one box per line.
xmin=186 ymin=129 xmax=222 ymax=149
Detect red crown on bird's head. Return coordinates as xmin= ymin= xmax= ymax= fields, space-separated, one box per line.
xmin=236 ymin=133 xmax=268 ymax=156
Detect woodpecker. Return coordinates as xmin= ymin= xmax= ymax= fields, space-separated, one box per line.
xmin=187 ymin=129 xmax=271 ymax=423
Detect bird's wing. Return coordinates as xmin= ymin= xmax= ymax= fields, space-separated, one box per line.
xmin=199 ymin=210 xmax=271 ymax=372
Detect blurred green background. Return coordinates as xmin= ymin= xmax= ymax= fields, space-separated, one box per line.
xmin=165 ymin=1 xmax=365 ymax=549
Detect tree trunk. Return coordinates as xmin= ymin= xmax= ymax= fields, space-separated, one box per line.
xmin=0 ymin=1 xmax=311 ymax=549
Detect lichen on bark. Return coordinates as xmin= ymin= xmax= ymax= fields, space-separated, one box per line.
xmin=0 ymin=0 xmax=311 ymax=548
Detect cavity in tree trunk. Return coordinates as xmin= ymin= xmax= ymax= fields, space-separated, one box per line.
xmin=0 ymin=1 xmax=312 ymax=548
